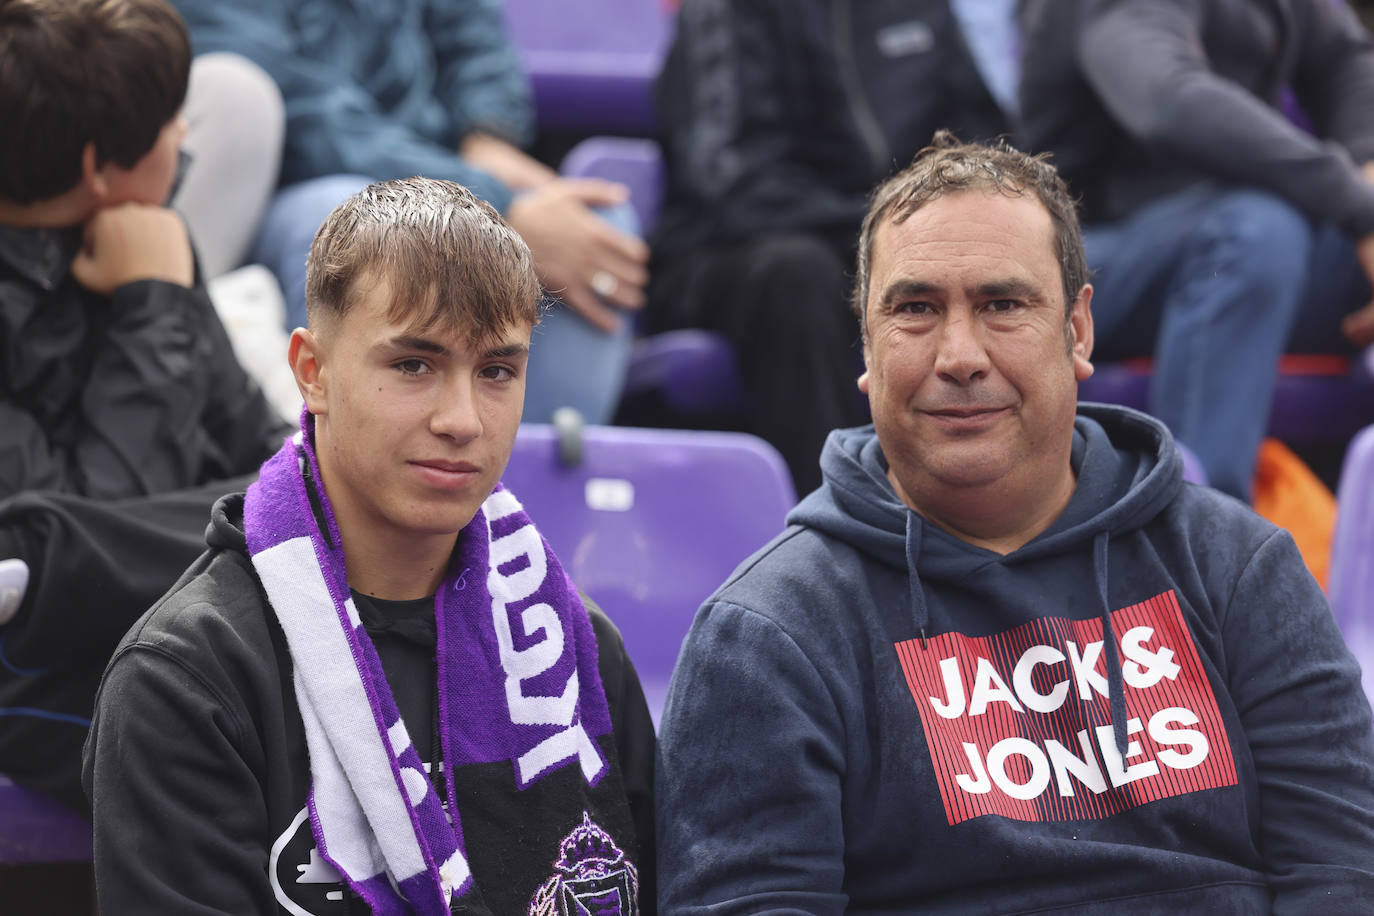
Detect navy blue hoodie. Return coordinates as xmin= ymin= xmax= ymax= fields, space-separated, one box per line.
xmin=657 ymin=404 xmax=1374 ymax=914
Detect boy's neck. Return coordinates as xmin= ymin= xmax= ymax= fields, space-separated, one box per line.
xmin=0 ymin=187 xmax=99 ymax=230
xmin=340 ymin=527 xmax=459 ymax=604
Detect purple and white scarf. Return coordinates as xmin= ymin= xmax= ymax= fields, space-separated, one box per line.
xmin=243 ymin=416 xmax=613 ymax=914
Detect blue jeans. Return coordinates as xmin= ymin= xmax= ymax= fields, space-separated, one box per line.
xmin=1084 ymin=184 xmax=1367 ymax=500
xmin=250 ymin=175 xmax=636 ymax=425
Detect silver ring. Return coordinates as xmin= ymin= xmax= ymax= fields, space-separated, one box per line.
xmin=590 ymin=270 xmax=618 ymax=298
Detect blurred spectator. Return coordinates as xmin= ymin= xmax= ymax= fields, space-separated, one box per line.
xmin=173 ymin=0 xmax=650 ymax=424
xmin=1019 ymin=0 xmax=1374 ymax=500
xmin=174 ymin=52 xmax=284 ymax=280
xmin=649 ymin=0 xmax=1014 ymax=493
xmin=175 ymin=53 xmax=301 ymax=423
xmin=0 ymin=0 xmax=291 ymax=812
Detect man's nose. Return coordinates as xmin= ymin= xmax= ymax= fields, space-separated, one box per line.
xmin=933 ymin=313 xmax=991 ymax=384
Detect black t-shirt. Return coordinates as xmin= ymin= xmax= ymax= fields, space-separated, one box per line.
xmin=352 ymin=590 xmax=438 ymax=765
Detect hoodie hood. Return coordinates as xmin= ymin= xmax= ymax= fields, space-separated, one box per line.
xmin=206 ymin=491 xmax=251 ymax=555
xmin=790 ymin=402 xmax=1181 ymax=572
xmin=789 ymin=402 xmax=1183 ymax=751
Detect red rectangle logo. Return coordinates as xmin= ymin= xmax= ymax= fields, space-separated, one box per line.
xmin=895 ymin=591 xmax=1238 ymax=825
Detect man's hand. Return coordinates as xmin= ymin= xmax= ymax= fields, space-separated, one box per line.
xmin=1341 ymin=299 xmax=1374 ymax=347
xmin=1347 ymin=164 xmax=1374 ymax=346
xmin=70 ymin=203 xmax=194 ymax=296
xmin=505 ymin=178 xmax=650 ymax=333
xmin=459 ymin=132 xmax=557 ymax=191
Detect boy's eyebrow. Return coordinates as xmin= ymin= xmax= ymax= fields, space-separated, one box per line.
xmin=386 ymin=335 xmax=448 ymax=355
xmin=380 ymin=336 xmax=529 ymax=359
xmin=484 ymin=342 xmax=529 ymax=360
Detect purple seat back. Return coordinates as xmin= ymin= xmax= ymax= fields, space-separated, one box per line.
xmin=1177 ymin=441 xmax=1208 ymax=486
xmin=624 ymin=329 xmax=745 ymax=415
xmin=501 ymin=423 xmax=796 ymax=723
xmin=0 ymin=776 xmax=91 ymax=863
xmin=559 ymin=136 xmax=666 ymax=232
xmin=1079 ymin=357 xmax=1374 ymax=447
xmin=1330 ymin=423 xmax=1374 ymax=713
xmin=502 ymin=0 xmax=673 ymax=134
xmin=557 ymin=136 xmax=747 ymax=417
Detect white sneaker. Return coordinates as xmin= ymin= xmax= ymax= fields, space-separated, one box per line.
xmin=0 ymin=558 xmax=29 ymax=626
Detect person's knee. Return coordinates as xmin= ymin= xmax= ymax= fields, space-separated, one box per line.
xmin=732 ymin=235 xmax=859 ymax=360
xmin=273 ymin=175 xmax=377 ymax=218
xmin=258 ymin=175 xmax=375 ymax=256
xmin=1195 ymin=190 xmax=1313 ymax=287
xmin=177 ymin=53 xmax=288 ymax=276
xmin=186 ymin=53 xmax=285 ymax=156
xmin=748 ymin=234 xmax=845 ymax=279
xmin=744 ymin=234 xmax=848 ymax=313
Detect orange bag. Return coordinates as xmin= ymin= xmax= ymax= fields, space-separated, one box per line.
xmin=1250 ymin=438 xmax=1336 ymax=591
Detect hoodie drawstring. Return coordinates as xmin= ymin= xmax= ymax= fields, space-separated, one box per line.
xmin=905 ymin=512 xmax=930 ymax=648
xmin=904 ymin=513 xmax=1128 ymax=754
xmin=1093 ymin=531 xmax=1129 ymax=755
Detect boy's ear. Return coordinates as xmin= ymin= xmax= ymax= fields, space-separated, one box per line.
xmin=80 ymin=143 xmax=110 ymax=200
xmin=288 ymin=328 xmax=328 ymax=415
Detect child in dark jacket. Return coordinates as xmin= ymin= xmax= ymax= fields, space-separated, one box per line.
xmin=0 ymin=0 xmax=289 ymax=813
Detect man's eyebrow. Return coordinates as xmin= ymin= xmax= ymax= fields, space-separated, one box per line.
xmin=975 ymin=279 xmax=1041 ymax=300
xmin=878 ymin=279 xmax=939 ymax=307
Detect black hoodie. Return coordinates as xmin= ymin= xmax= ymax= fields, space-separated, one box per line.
xmin=657 ymin=404 xmax=1374 ymax=913
xmin=83 ymin=492 xmax=657 ymax=915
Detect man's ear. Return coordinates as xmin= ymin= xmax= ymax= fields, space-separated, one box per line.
xmin=288 ymin=328 xmax=328 ymax=415
xmin=857 ymin=338 xmax=872 ymax=395
xmin=1069 ymin=284 xmax=1095 ymax=382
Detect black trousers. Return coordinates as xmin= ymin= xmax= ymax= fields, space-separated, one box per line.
xmin=0 ymin=475 xmax=254 ymax=812
xmin=647 ymin=233 xmax=870 ymax=494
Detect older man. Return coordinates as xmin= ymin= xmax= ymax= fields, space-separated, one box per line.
xmin=655 ymin=132 xmax=1374 ymax=913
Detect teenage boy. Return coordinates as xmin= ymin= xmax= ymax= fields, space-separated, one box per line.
xmin=83 ymin=177 xmax=656 ymax=915
xmin=0 ymin=0 xmax=287 ymax=813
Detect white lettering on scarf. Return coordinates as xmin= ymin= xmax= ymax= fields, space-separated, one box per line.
xmin=485 ymin=490 xmax=606 ymax=785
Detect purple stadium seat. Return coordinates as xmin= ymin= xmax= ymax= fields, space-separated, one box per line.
xmin=558 ymin=136 xmax=748 ymax=420
xmin=1177 ymin=441 xmax=1208 ymax=486
xmin=0 ymin=776 xmax=90 ymax=864
xmin=621 ymin=329 xmax=746 ymax=416
xmin=1080 ymin=354 xmax=1374 ymax=447
xmin=502 ymin=0 xmax=674 ymax=135
xmin=559 ymin=136 xmax=666 ymax=233
xmin=501 ymin=422 xmax=796 ymax=723
xmin=1330 ymin=423 xmax=1374 ymax=713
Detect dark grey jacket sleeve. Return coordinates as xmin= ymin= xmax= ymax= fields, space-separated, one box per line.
xmin=1076 ymin=0 xmax=1374 ymax=236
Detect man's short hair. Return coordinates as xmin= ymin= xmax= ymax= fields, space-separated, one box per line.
xmin=305 ymin=177 xmax=542 ymax=342
xmin=0 ymin=0 xmax=190 ymax=204
xmin=852 ymin=130 xmax=1088 ymax=335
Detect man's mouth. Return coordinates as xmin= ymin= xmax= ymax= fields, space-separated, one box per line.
xmin=926 ymin=406 xmax=1007 ymax=418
